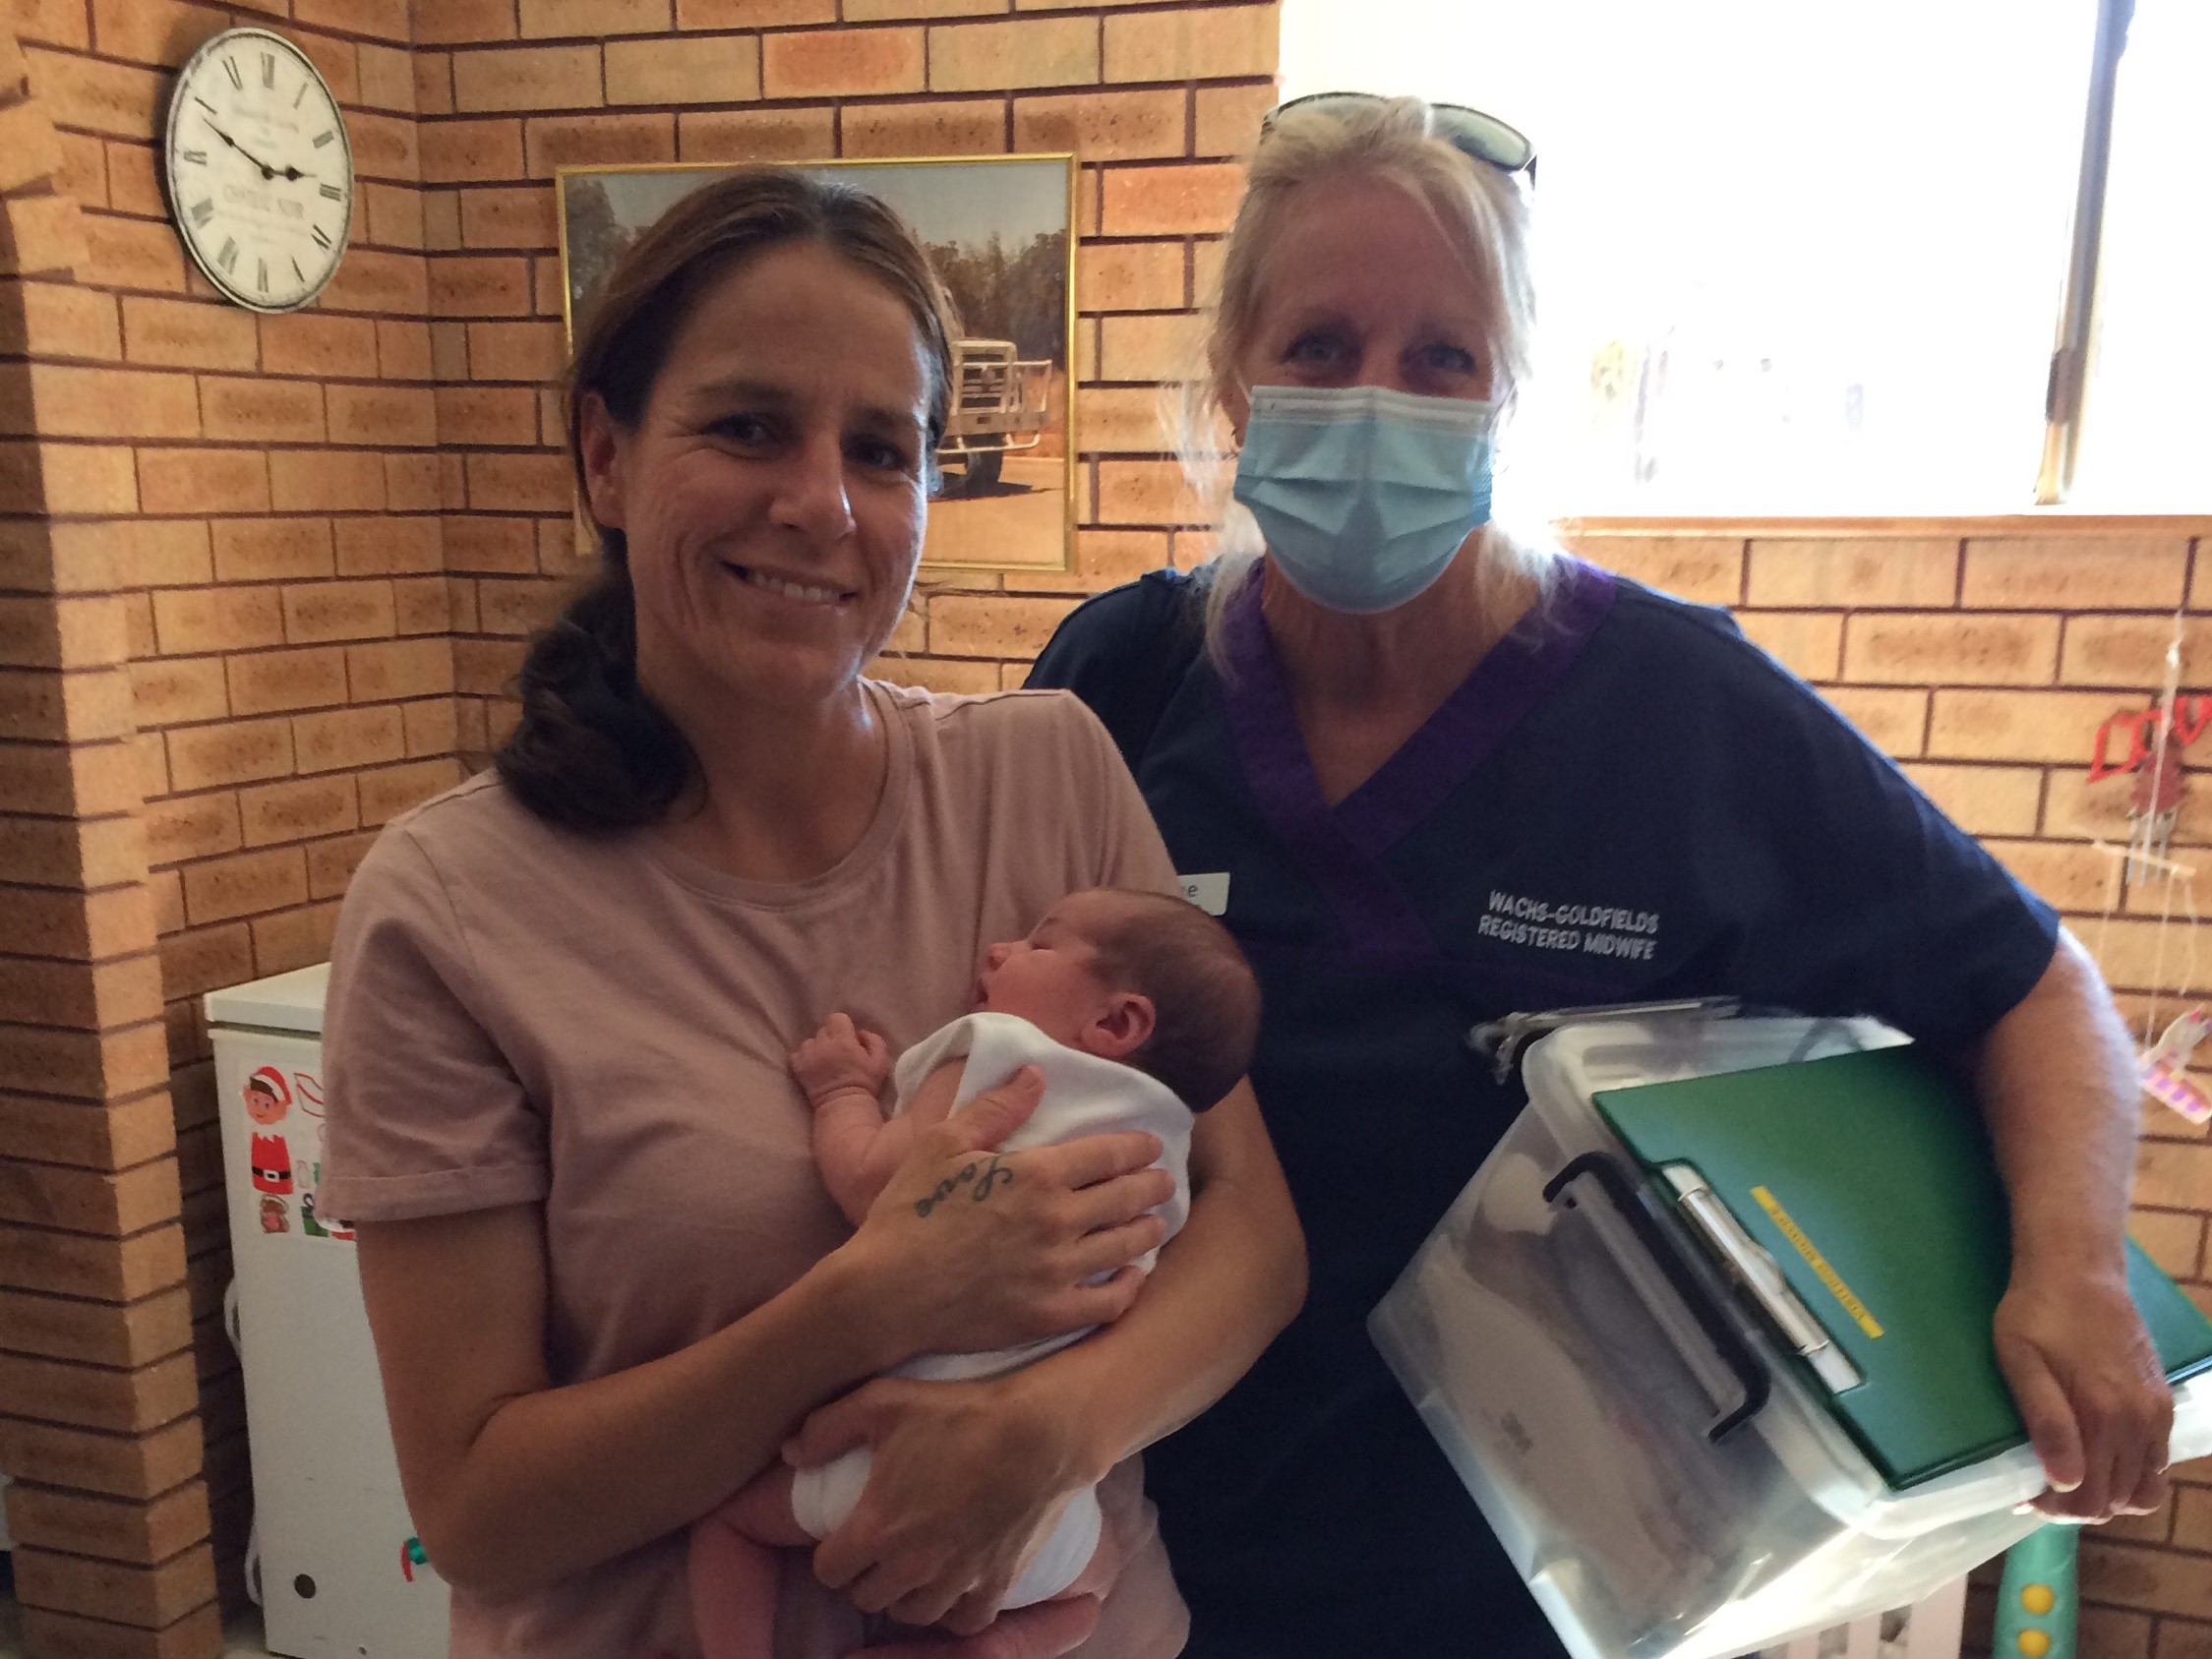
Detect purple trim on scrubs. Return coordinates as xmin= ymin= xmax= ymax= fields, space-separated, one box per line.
xmin=1219 ymin=558 xmax=1619 ymax=959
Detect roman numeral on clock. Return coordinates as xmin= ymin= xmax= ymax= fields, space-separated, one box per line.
xmin=179 ymin=148 xmax=207 ymax=165
xmin=292 ymin=257 xmax=307 ymax=282
xmin=217 ymin=238 xmax=239 ymax=272
xmin=262 ymin=53 xmax=275 ymax=89
xmin=320 ymin=183 xmax=342 ymax=201
xmin=257 ymin=259 xmax=269 ymax=293
xmin=312 ymin=131 xmax=335 ymax=148
xmin=191 ymin=199 xmax=215 ymax=227
xmin=311 ymin=225 xmax=333 ymax=251
xmin=223 ymin=57 xmax=243 ymax=90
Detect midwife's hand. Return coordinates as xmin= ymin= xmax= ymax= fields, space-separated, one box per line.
xmin=847 ymin=1069 xmax=1173 ymax=1361
xmin=789 ymin=1367 xmax=1112 ymax=1630
xmin=1994 ymin=1268 xmax=2174 ymax=1520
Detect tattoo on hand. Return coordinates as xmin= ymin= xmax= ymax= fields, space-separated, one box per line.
xmin=915 ymin=1155 xmax=1016 ymax=1217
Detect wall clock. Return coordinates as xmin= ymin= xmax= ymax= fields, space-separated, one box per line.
xmin=162 ymin=27 xmax=353 ymax=314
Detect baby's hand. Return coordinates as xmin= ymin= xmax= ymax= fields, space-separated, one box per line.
xmin=791 ymin=1013 xmax=892 ymax=1106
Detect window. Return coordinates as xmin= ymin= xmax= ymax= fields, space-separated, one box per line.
xmin=1277 ymin=0 xmax=2199 ymax=514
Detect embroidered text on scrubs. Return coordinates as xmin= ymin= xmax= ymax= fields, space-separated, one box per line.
xmin=1477 ymin=890 xmax=1663 ymax=961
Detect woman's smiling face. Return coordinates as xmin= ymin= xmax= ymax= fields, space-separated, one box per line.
xmin=580 ymin=238 xmax=937 ymax=720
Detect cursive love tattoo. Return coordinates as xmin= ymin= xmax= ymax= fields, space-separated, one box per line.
xmin=915 ymin=1155 xmax=1016 ymax=1217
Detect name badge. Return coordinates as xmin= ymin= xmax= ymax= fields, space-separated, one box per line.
xmin=1179 ymin=872 xmax=1229 ymax=916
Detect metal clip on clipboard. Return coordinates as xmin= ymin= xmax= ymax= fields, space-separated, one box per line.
xmin=1468 ymin=996 xmax=1744 ymax=1084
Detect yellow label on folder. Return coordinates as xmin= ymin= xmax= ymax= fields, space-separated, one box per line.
xmin=1752 ymin=1183 xmax=1885 ymax=1338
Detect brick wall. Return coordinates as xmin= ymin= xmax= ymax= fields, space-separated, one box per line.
xmin=1 ymin=1 xmax=449 ymax=1653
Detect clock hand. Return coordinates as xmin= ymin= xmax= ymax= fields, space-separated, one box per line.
xmin=204 ymin=118 xmax=277 ymax=181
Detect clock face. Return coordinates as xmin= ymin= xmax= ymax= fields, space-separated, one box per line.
xmin=163 ymin=28 xmax=353 ymax=314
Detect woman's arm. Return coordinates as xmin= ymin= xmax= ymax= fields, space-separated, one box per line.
xmin=792 ymin=1077 xmax=1305 ymax=1629
xmin=360 ymin=1072 xmax=1179 ymax=1600
xmin=1975 ymin=927 xmax=2175 ymax=1520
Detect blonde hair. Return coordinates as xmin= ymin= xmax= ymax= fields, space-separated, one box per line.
xmin=1177 ymin=95 xmax=1556 ymax=654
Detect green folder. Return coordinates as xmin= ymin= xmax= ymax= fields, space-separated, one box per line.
xmin=1592 ymin=1044 xmax=2212 ymax=1489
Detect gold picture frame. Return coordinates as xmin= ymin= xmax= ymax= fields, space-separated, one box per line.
xmin=556 ymin=155 xmax=1080 ymax=576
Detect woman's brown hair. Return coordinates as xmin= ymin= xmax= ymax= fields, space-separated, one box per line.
xmin=496 ymin=167 xmax=959 ymax=834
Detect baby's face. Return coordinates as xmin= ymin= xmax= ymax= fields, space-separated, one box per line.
xmin=975 ymin=894 xmax=1127 ymax=1045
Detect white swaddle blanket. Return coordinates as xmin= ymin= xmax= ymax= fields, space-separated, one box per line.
xmin=789 ymin=1012 xmax=1194 ymax=1606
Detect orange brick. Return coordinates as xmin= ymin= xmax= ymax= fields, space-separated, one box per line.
xmin=606 ymin=33 xmax=761 ymax=105
xmin=182 ymin=847 xmax=306 ymax=926
xmin=763 ymin=30 xmax=925 ymax=99
xmin=363 ymin=181 xmax=426 ymax=252
xmin=1981 ymin=837 xmax=2117 ymax=914
xmin=15 ymin=1540 xmax=215 ymax=1629
xmin=2039 ymin=767 xmax=2157 ymax=845
xmin=196 ymin=376 xmax=324 ymax=444
xmin=1735 ymin=611 xmax=1843 ymax=682
xmin=0 ymin=955 xmax=157 ymax=1034
xmin=305 ymin=829 xmax=381 ymax=899
xmin=0 ymin=441 xmax=138 ymax=514
xmin=141 ymin=794 xmax=240 ymax=866
xmin=1017 ymin=89 xmax=1185 ymax=161
xmin=1963 ymin=536 xmax=2188 ymax=611
xmin=118 ymin=297 xmax=256 ymax=374
xmin=87 ymin=0 xmax=227 ymax=69
xmin=1926 ymin=687 xmax=2119 ymax=764
xmin=1100 ymin=162 xmax=1246 ymax=237
xmin=318 ymin=247 xmax=430 ymax=318
xmin=5 ymin=279 xmax=124 ymax=361
xmin=1098 ymin=312 xmax=1203 ymax=383
xmin=1842 ymin=613 xmax=2060 ymax=686
xmin=282 ymin=581 xmax=398 ymax=646
xmin=468 ymin=452 xmax=571 ymax=512
xmin=431 ymin=255 xmax=534 ymax=320
xmin=1744 ymin=537 xmax=1960 ymax=608
xmin=259 ymin=314 xmax=376 ymax=379
xmin=520 ymin=0 xmax=670 ymax=32
xmin=360 ymin=758 xmax=461 ymax=825
xmin=326 ymin=385 xmax=438 ymax=449
xmin=362 ymin=326 xmax=428 ymax=389
xmin=1103 ymin=4 xmax=1276 ymax=82
xmin=159 ymin=927 xmax=248 ymax=1005
xmin=468 ymin=320 xmax=565 ymax=382
xmin=1569 ymin=536 xmax=1744 ymax=606
xmin=844 ymin=97 xmax=1005 ymax=158
xmin=1006 ymin=528 xmax=1172 ymax=595
xmin=389 ymin=452 xmax=448 ymax=512
xmin=346 ymin=110 xmax=422 ymax=185
xmin=150 ymin=588 xmax=281 ymax=658
xmin=1073 ymin=385 xmax=1175 ymax=452
xmin=13 ymin=114 xmax=77 ymax=200
xmin=420 ymin=53 xmax=457 ymax=118
xmin=478 ymin=576 xmax=566 ymax=635
xmin=348 ymin=638 xmax=455 ymax=702
xmin=453 ymin=636 xmax=526 ymax=694
xmin=2128 ymin=1207 xmax=2204 ymax=1280
xmin=250 ymin=900 xmax=343 ymax=977
xmin=1192 ymin=82 xmax=1273 ymax=159
xmin=870 ymin=655 xmax=1000 ymax=694
xmin=1075 ymin=243 xmax=1183 ymax=315
xmin=926 ymin=594 xmax=1080 ymax=657
xmin=332 ymin=516 xmax=441 ymax=578
xmin=1095 ymin=457 xmax=1211 ymax=525
xmin=269 ymin=449 xmax=387 ymax=513
xmin=1897 ymin=762 xmax=2043 ymax=836
xmin=0 ymin=1347 xmax=198 ymax=1433
xmin=137 ymin=449 xmax=269 ymax=517
xmin=296 ymin=0 xmax=410 ymax=39
xmin=0 ymin=1279 xmax=188 ymax=1368
xmin=1822 ymin=685 xmax=1928 ymax=757
xmin=294 ymin=704 xmax=405 ymax=775
xmin=128 ymin=657 xmax=228 ymax=728
xmin=357 ymin=40 xmax=414 ymax=112
xmin=436 ymin=385 xmax=539 ymax=448
xmin=2061 ymin=614 xmax=2212 ymax=688
xmin=164 ymin=719 xmax=291 ymax=793
xmin=4 ymin=1481 xmax=209 ymax=1570
xmin=403 ymin=695 xmax=461 ymax=756
xmin=394 ymin=576 xmax=454 ymax=634
xmin=22 ymin=46 xmax=163 ymax=141
xmin=524 ymin=112 xmax=675 ymax=175
xmin=460 ymin=186 xmax=560 ymax=252
xmin=7 ymin=365 xmax=199 ymax=442
xmin=678 ymin=106 xmax=836 ymax=162
xmin=81 ymin=216 xmax=184 ymax=295
xmin=417 ymin=0 xmax=520 ymax=42
xmin=211 ymin=519 xmax=334 ymax=585
xmin=275 ymin=27 xmax=360 ymax=106
xmin=0 ymin=1413 xmax=201 ymax=1502
xmin=0 ymin=1205 xmax=182 ymax=1298
xmin=237 ymin=775 xmax=357 ymax=849
xmin=679 ymin=0 xmax=833 ymax=22
xmin=226 ymin=646 xmax=348 ymax=717
xmin=422 ymin=117 xmax=526 ymax=184
xmin=930 ymin=17 xmax=1097 ymax=91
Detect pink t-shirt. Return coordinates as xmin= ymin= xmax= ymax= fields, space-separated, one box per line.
xmin=320 ymin=682 xmax=1189 ymax=1659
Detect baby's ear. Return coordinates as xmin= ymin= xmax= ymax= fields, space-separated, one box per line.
xmin=1083 ymin=991 xmax=1157 ymax=1061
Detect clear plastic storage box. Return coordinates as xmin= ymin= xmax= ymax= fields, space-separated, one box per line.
xmin=1369 ymin=1012 xmax=2212 ymax=1659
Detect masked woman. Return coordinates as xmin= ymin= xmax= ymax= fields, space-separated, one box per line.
xmin=1029 ymin=93 xmax=2174 ymax=1659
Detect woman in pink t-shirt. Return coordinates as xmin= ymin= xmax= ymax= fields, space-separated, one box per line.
xmin=319 ymin=168 xmax=1305 ymax=1659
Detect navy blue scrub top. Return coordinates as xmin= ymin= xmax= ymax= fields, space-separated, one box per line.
xmin=1027 ymin=559 xmax=2060 ymax=1659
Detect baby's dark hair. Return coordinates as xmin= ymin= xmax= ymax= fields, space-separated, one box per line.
xmin=1079 ymin=889 xmax=1260 ymax=1111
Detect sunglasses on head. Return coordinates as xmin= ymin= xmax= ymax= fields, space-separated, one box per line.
xmin=1260 ymin=91 xmax=1537 ymax=182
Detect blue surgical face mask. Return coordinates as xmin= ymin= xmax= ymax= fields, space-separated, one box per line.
xmin=1231 ymin=384 xmax=1498 ymax=615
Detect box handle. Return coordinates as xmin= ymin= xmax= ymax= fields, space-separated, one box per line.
xmin=1543 ymin=1151 xmax=1771 ymax=1441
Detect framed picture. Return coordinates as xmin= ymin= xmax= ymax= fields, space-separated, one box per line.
xmin=557 ymin=155 xmax=1079 ymax=575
